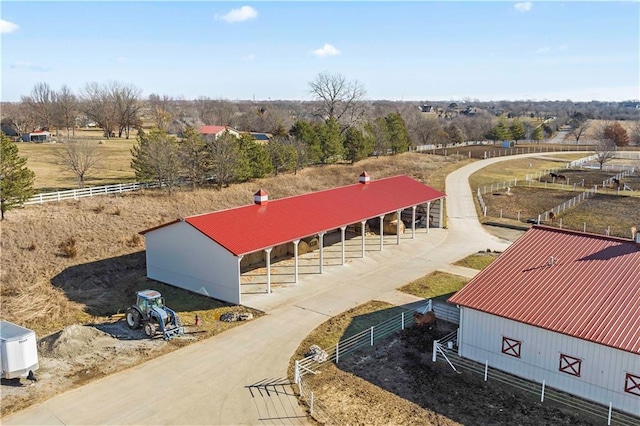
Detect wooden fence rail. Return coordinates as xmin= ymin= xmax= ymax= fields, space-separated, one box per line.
xmin=24 ymin=182 xmax=159 ymax=205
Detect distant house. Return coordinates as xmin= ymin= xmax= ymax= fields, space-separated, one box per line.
xmin=199 ymin=126 xmax=241 ymax=139
xmin=449 ymin=226 xmax=640 ymax=417
xmin=419 ymin=105 xmax=436 ymax=114
xmin=21 ymin=131 xmax=52 ymax=143
xmin=462 ymin=107 xmax=484 ymax=116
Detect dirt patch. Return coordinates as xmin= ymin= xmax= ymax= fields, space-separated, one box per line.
xmin=0 ymin=321 xmax=197 ymax=417
xmin=301 ymin=323 xmax=599 ymax=425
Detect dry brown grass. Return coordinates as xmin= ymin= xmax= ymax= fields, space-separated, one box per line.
xmin=0 ymin=153 xmax=457 ymax=337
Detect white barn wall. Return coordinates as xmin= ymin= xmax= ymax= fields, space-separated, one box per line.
xmin=458 ymin=308 xmax=640 ymax=416
xmin=145 ymin=222 xmax=241 ymax=304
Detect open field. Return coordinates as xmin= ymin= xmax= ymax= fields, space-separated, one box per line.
xmin=16 ymin=139 xmax=137 ymax=191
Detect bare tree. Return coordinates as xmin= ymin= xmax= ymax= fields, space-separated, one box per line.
xmin=148 ymin=94 xmax=174 ymax=132
xmin=1 ymin=101 xmax=37 ymax=136
xmin=57 ymin=141 xmax=102 ymax=187
xmin=80 ymin=82 xmax=117 ymax=138
xmin=568 ymin=119 xmax=590 ymax=143
xmin=23 ymin=82 xmax=55 ymax=131
xmin=308 ymin=71 xmax=367 ymax=130
xmin=131 ymin=129 xmax=181 ymax=193
xmin=630 ymin=120 xmax=640 ymax=146
xmin=111 ymin=82 xmax=142 ymax=139
xmin=53 ymin=85 xmax=79 ymax=139
xmin=593 ymin=139 xmax=616 ymax=170
xmin=205 ymin=131 xmax=240 ymax=189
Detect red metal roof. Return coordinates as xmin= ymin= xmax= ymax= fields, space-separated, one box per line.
xmin=449 ymin=226 xmax=640 ymax=354
xmin=199 ymin=125 xmax=226 ymax=135
xmin=144 ymin=175 xmax=444 ymax=256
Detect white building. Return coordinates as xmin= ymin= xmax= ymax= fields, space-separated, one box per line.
xmin=449 ymin=226 xmax=640 ymax=416
xmin=142 ymin=173 xmax=446 ymax=305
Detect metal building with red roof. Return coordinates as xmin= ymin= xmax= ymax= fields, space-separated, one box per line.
xmin=141 ymin=173 xmax=445 ymax=305
xmin=448 ymin=225 xmax=640 ymax=416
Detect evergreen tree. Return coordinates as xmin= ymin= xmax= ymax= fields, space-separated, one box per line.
xmin=316 ymin=118 xmax=344 ymax=163
xmin=343 ymin=126 xmax=371 ymax=163
xmin=237 ymin=133 xmax=273 ymax=179
xmin=178 ymin=126 xmax=208 ymax=189
xmin=289 ymin=120 xmax=322 ymax=164
xmin=531 ymin=125 xmax=543 ymax=142
xmin=509 ymin=118 xmax=526 ymax=143
xmin=365 ymin=117 xmax=391 ymax=156
xmin=386 ymin=113 xmax=411 ymax=153
xmin=131 ymin=128 xmax=181 ymax=193
xmin=1 ymin=132 xmax=35 ymax=220
xmin=268 ymin=137 xmax=298 ymax=176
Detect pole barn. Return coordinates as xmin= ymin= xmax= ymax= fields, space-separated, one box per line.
xmin=141 ymin=173 xmax=446 ymax=305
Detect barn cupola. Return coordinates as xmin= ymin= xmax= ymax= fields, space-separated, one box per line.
xmin=254 ymin=189 xmax=268 ymax=205
xmin=359 ymin=172 xmax=371 ymax=184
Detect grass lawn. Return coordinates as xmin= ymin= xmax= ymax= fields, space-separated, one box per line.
xmin=398 ymin=271 xmax=469 ymax=300
xmin=454 ymin=252 xmax=501 ymax=270
xmin=468 ymin=154 xmax=587 ymax=189
xmin=17 ymin=139 xmax=137 ymax=191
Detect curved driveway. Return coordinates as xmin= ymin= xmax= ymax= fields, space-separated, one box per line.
xmin=4 ymin=153 xmax=566 ymax=425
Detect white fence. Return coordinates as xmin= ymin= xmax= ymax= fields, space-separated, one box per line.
xmin=432 ymin=339 xmax=639 ymax=426
xmin=24 ymin=182 xmax=158 ymax=205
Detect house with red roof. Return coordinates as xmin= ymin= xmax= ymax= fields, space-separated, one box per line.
xmin=199 ymin=125 xmax=240 ymax=139
xmin=141 ymin=173 xmax=445 ymax=305
xmin=448 ymin=226 xmax=640 ymax=416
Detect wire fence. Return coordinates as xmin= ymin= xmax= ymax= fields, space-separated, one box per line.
xmin=432 ymin=342 xmax=639 ymax=426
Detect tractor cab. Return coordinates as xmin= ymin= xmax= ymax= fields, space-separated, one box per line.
xmin=136 ymin=290 xmax=164 ymax=312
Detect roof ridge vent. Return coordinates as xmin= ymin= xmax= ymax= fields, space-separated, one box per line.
xmin=254 ymin=189 xmax=268 ymax=205
xmin=359 ymin=172 xmax=370 ymax=184
xmin=547 ymin=256 xmax=556 ymax=267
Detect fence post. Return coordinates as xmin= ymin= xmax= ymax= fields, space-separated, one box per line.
xmin=57 ymin=191 xmax=61 ymax=202
xmin=541 ymin=380 xmax=545 ymax=402
xmin=310 ymin=392 xmax=314 ymax=417
xmin=537 ymin=214 xmax=541 ymax=225
xmin=432 ymin=340 xmax=438 ymax=362
xmin=483 ymin=206 xmax=487 ymax=217
xmin=517 ymin=211 xmax=521 ymax=222
xmin=294 ymin=360 xmax=300 ymax=385
xmin=559 ymin=218 xmax=563 ymax=229
xmin=500 ymin=209 xmax=503 ymax=219
xmin=607 ymin=402 xmax=612 ymax=425
xmin=74 ymin=189 xmax=78 ymax=200
xmin=336 ymin=342 xmax=339 ymax=364
xmin=401 ymin=312 xmax=405 ymax=330
xmin=370 ymin=326 xmax=374 ymax=346
xmin=484 ymin=360 xmax=488 ymax=381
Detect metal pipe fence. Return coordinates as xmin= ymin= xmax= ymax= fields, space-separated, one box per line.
xmin=432 ymin=343 xmax=639 ymax=426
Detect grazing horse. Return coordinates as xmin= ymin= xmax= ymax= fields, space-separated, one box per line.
xmin=613 ymin=178 xmax=621 ymax=189
xmin=556 ymin=174 xmax=567 ymax=182
xmin=413 ymin=310 xmax=437 ymax=329
xmin=549 ymin=172 xmax=558 ymax=181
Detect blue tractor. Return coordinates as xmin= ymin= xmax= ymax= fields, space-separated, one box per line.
xmin=125 ymin=290 xmax=184 ymax=340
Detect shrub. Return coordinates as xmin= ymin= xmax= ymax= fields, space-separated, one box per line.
xmin=27 ymin=242 xmax=37 ymax=251
xmin=113 ymin=208 xmax=121 ymax=216
xmin=59 ymin=237 xmax=78 ymax=258
xmin=93 ymin=204 xmax=105 ymax=214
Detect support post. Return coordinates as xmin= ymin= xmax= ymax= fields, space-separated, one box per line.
xmin=432 ymin=340 xmax=438 ymax=362
xmin=607 ymin=402 xmax=612 ymax=425
xmin=361 ymin=220 xmax=366 ymax=258
xmin=396 ymin=209 xmax=402 ymax=244
xmin=318 ymin=232 xmax=325 ymax=274
xmin=293 ymin=240 xmax=300 ymax=284
xmin=484 ymin=360 xmax=488 ymax=381
xmin=340 ymin=227 xmax=346 ymax=265
xmin=411 ymin=206 xmax=416 ymax=238
xmin=541 ymin=380 xmax=545 ymax=402
xmin=426 ymin=202 xmax=431 ymax=233
xmin=294 ymin=360 xmax=300 ymax=385
xmin=379 ymin=215 xmax=384 ymax=251
xmin=265 ymin=247 xmax=273 ymax=294
xmin=370 ymin=326 xmax=374 ymax=346
xmin=439 ymin=199 xmax=443 ymax=228
xmin=401 ymin=312 xmax=405 ymax=330
xmin=336 ymin=342 xmax=339 ymax=364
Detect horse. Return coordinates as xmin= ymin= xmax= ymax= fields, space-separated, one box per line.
xmin=556 ymin=174 xmax=567 ymax=182
xmin=549 ymin=172 xmax=558 ymax=181
xmin=413 ymin=310 xmax=437 ymax=330
xmin=613 ymin=178 xmax=621 ymax=189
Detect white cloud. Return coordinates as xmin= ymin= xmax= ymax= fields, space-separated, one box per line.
xmin=312 ymin=43 xmax=340 ymax=58
xmin=217 ymin=6 xmax=258 ymax=23
xmin=243 ymin=53 xmax=256 ymax=61
xmin=514 ymin=2 xmax=533 ymax=12
xmin=557 ymin=44 xmax=569 ymax=51
xmin=10 ymin=61 xmax=50 ymax=72
xmin=116 ymin=56 xmax=126 ymax=63
xmin=536 ymin=47 xmax=551 ymax=54
xmin=1 ymin=19 xmax=19 ymax=34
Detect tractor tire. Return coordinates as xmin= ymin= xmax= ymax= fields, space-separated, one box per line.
xmin=126 ymin=307 xmax=141 ymax=329
xmin=144 ymin=322 xmax=157 ymax=337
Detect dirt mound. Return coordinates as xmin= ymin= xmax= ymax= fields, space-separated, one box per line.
xmin=39 ymin=324 xmax=119 ymax=360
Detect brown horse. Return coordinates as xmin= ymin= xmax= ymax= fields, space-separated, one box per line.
xmin=413 ymin=311 xmax=437 ymax=329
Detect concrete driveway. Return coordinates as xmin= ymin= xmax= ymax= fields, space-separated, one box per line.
xmin=3 ymin=153 xmax=555 ymax=425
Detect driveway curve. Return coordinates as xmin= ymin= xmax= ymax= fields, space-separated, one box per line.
xmin=3 ymin=153 xmax=581 ymax=425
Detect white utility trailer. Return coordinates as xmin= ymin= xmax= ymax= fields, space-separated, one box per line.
xmin=0 ymin=321 xmax=39 ymax=379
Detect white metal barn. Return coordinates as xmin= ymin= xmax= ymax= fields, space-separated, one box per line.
xmin=141 ymin=173 xmax=446 ymax=305
xmin=449 ymin=226 xmax=640 ymax=416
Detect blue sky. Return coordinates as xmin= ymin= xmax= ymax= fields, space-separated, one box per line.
xmin=1 ymin=1 xmax=639 ymax=102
